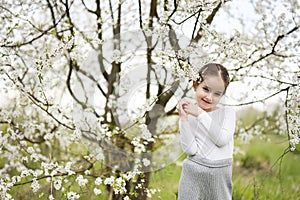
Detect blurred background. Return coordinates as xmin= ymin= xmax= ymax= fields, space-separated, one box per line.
xmin=0 ymin=0 xmax=299 ymax=199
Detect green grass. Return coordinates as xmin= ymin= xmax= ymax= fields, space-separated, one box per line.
xmin=232 ymin=134 xmax=300 ymax=200
xmin=6 ymin=134 xmax=300 ymax=199
xmin=149 ymin=134 xmax=300 ymax=200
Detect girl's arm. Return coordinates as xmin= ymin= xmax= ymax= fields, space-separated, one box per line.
xmin=197 ymin=107 xmax=236 ymax=147
xmin=177 ymin=99 xmax=198 ymax=155
xmin=179 ymin=120 xmax=198 ymax=155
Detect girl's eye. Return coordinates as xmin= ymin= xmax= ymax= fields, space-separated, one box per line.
xmin=214 ymin=93 xmax=221 ymax=97
xmin=203 ymin=87 xmax=209 ymax=91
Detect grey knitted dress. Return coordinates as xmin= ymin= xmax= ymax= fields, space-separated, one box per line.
xmin=178 ymin=155 xmax=232 ymax=200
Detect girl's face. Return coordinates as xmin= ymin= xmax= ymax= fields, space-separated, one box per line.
xmin=193 ymin=75 xmax=225 ymax=112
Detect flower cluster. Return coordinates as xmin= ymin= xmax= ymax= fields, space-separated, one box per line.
xmin=76 ymin=175 xmax=88 ymax=187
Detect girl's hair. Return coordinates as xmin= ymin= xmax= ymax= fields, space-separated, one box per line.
xmin=196 ymin=63 xmax=230 ymax=93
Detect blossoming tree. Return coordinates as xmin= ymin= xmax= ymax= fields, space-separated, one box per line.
xmin=0 ymin=0 xmax=299 ymax=199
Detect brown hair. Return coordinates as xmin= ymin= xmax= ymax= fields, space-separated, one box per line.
xmin=196 ymin=63 xmax=230 ymax=94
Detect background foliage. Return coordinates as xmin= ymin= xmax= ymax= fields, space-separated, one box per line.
xmin=0 ymin=0 xmax=299 ymax=199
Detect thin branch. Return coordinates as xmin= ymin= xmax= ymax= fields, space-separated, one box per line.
xmin=167 ymin=0 xmax=178 ymax=20
xmin=191 ymin=7 xmax=203 ymax=41
xmin=108 ymin=0 xmax=115 ymax=25
xmin=77 ymin=68 xmax=106 ymax=96
xmin=193 ymin=1 xmax=222 ymax=42
xmin=0 ymin=5 xmax=67 ymax=48
xmin=13 ymin=160 xmax=94 ymax=187
xmin=92 ymin=0 xmax=109 ymax=81
xmin=46 ymin=0 xmax=62 ymax=39
xmin=81 ymin=0 xmax=96 ymax=14
xmin=284 ymin=87 xmax=291 ymax=142
xmin=272 ymin=26 xmax=299 ymax=53
xmin=172 ymin=10 xmax=201 ymax=25
xmin=138 ymin=0 xmax=143 ymax=29
xmin=5 ymin=73 xmax=75 ymax=130
xmin=247 ymin=74 xmax=297 ymax=86
xmin=255 ymin=147 xmax=290 ymax=199
xmin=234 ymin=25 xmax=300 ymax=72
xmin=227 ymin=87 xmax=290 ymax=106
xmin=149 ymin=0 xmax=159 ymax=27
xmin=66 ymin=61 xmax=87 ymax=109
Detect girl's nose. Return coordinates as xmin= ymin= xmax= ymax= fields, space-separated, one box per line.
xmin=206 ymin=92 xmax=213 ymax=101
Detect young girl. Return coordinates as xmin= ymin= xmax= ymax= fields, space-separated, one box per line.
xmin=177 ymin=63 xmax=236 ymax=200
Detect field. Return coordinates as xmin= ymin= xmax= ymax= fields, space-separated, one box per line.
xmin=149 ymin=134 xmax=300 ymax=200
xmin=5 ymin=135 xmax=300 ymax=200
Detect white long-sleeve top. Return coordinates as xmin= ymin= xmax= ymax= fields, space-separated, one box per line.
xmin=179 ymin=106 xmax=236 ymax=160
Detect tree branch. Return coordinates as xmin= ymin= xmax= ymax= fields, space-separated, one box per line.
xmin=227 ymin=87 xmax=290 ymax=106
xmin=193 ymin=1 xmax=222 ymax=42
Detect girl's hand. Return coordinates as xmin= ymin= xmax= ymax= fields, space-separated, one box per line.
xmin=181 ymin=100 xmax=204 ymax=117
xmin=177 ymin=99 xmax=189 ymax=121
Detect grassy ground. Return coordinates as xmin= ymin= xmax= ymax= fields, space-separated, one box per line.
xmin=6 ymin=134 xmax=300 ymax=199
xmin=149 ymin=134 xmax=300 ymax=200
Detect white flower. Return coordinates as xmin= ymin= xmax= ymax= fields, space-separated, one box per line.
xmin=22 ymin=156 xmax=28 ymax=162
xmin=21 ymin=170 xmax=30 ymax=177
xmin=95 ymin=177 xmax=102 ymax=186
xmin=12 ymin=176 xmax=21 ymax=184
xmin=67 ymin=192 xmax=80 ymax=200
xmin=3 ymin=193 xmax=13 ymax=200
xmin=104 ymin=176 xmax=114 ymax=185
xmin=49 ymin=194 xmax=55 ymax=200
xmin=114 ymin=177 xmax=127 ymax=194
xmin=76 ymin=175 xmax=88 ymax=187
xmin=54 ymin=178 xmax=62 ymax=190
xmin=146 ymin=188 xmax=159 ymax=198
xmin=27 ymin=147 xmax=34 ymax=154
xmin=139 ymin=124 xmax=152 ymax=141
xmin=30 ymin=153 xmax=39 ymax=162
xmin=31 ymin=178 xmax=40 ymax=193
xmin=20 ymin=140 xmax=27 ymax=146
xmin=123 ymin=196 xmax=130 ymax=200
xmin=142 ymin=158 xmax=151 ymax=167
xmin=131 ymin=137 xmax=146 ymax=153
xmin=94 ymin=188 xmax=102 ymax=195
xmin=65 ymin=162 xmax=75 ymax=175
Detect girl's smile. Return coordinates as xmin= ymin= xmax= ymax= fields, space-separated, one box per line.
xmin=201 ymin=98 xmax=212 ymax=104
xmin=193 ymin=75 xmax=225 ymax=112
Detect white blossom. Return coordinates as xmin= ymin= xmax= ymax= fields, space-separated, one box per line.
xmin=20 ymin=140 xmax=27 ymax=146
xmin=11 ymin=176 xmax=21 ymax=184
xmin=27 ymin=146 xmax=34 ymax=154
xmin=95 ymin=177 xmax=102 ymax=186
xmin=131 ymin=137 xmax=146 ymax=153
xmin=94 ymin=188 xmax=102 ymax=195
xmin=142 ymin=158 xmax=151 ymax=167
xmin=114 ymin=177 xmax=127 ymax=194
xmin=54 ymin=178 xmax=62 ymax=190
xmin=104 ymin=176 xmax=114 ymax=186
xmin=21 ymin=170 xmax=30 ymax=178
xmin=76 ymin=175 xmax=88 ymax=187
xmin=31 ymin=178 xmax=40 ymax=193
xmin=67 ymin=192 xmax=80 ymax=200
xmin=65 ymin=162 xmax=75 ymax=175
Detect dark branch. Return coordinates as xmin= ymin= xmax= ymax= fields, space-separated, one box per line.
xmin=227 ymin=87 xmax=290 ymax=106
xmin=193 ymin=1 xmax=222 ymax=42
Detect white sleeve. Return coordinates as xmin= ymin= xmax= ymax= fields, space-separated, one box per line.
xmin=196 ymin=107 xmax=236 ymax=147
xmin=179 ymin=120 xmax=198 ymax=156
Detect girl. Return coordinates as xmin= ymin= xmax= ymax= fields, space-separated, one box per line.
xmin=177 ymin=63 xmax=236 ymax=200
